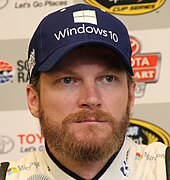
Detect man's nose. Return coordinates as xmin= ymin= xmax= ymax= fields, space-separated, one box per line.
xmin=77 ymin=82 xmax=102 ymax=109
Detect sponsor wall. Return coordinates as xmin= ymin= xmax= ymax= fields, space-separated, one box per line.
xmin=0 ymin=0 xmax=170 ymax=161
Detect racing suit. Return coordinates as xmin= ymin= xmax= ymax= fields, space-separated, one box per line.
xmin=0 ymin=137 xmax=169 ymax=180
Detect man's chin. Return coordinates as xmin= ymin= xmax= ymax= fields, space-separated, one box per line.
xmin=61 ymin=129 xmax=121 ymax=163
xmin=45 ymin=124 xmax=124 ymax=163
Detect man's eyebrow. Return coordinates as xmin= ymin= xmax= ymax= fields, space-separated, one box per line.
xmin=97 ymin=67 xmax=125 ymax=76
xmin=50 ymin=67 xmax=78 ymax=76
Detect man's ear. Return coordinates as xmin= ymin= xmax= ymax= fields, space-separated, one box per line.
xmin=26 ymin=84 xmax=40 ymax=118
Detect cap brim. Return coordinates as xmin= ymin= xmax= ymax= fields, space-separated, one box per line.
xmin=37 ymin=39 xmax=133 ymax=75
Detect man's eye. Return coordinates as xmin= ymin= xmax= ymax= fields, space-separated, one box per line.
xmin=62 ymin=77 xmax=73 ymax=84
xmin=105 ymin=76 xmax=115 ymax=82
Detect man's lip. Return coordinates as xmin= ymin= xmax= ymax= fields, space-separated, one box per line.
xmin=75 ymin=119 xmax=105 ymax=123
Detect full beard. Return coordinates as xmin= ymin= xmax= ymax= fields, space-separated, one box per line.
xmin=39 ymin=107 xmax=130 ymax=163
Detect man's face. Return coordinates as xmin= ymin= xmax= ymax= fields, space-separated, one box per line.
xmin=27 ymin=46 xmax=135 ymax=163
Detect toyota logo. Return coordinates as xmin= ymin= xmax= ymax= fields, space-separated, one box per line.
xmin=0 ymin=135 xmax=14 ymax=154
xmin=0 ymin=0 xmax=8 ymax=9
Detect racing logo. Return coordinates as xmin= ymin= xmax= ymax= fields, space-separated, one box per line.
xmin=127 ymin=119 xmax=170 ymax=146
xmin=0 ymin=61 xmax=14 ymax=85
xmin=85 ymin=0 xmax=166 ymax=15
xmin=130 ymin=37 xmax=161 ymax=98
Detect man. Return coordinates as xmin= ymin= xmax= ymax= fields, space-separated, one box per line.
xmin=0 ymin=3 xmax=169 ymax=180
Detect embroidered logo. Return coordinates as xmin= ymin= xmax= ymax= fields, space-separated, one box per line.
xmin=120 ymin=150 xmax=130 ymax=177
xmin=73 ymin=10 xmax=97 ymax=25
xmin=135 ymin=152 xmax=143 ymax=160
xmin=7 ymin=167 xmax=19 ymax=175
xmin=120 ymin=160 xmax=130 ymax=177
xmin=27 ymin=48 xmax=36 ymax=78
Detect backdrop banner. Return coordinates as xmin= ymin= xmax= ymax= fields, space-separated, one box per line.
xmin=0 ymin=0 xmax=169 ymax=161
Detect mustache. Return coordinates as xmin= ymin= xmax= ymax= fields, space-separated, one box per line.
xmin=62 ymin=109 xmax=115 ymax=125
